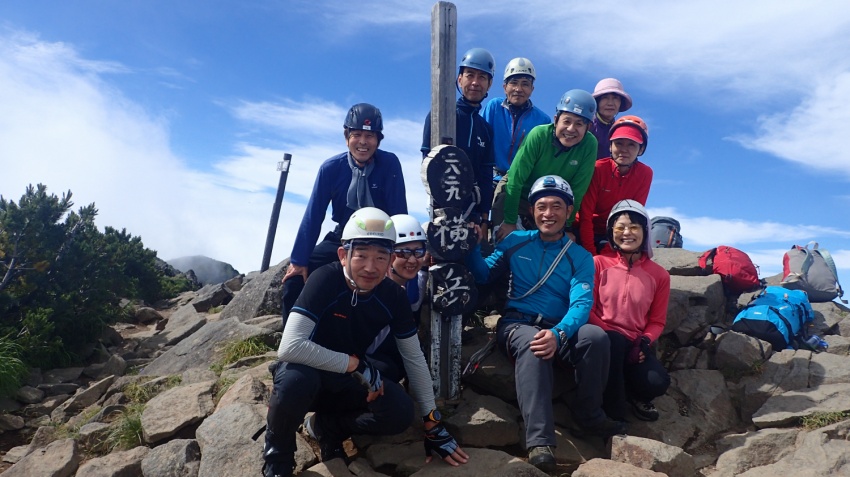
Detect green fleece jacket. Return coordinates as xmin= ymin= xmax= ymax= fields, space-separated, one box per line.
xmin=503 ymin=123 xmax=597 ymax=225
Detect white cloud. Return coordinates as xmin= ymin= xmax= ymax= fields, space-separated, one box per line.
xmin=732 ymin=73 xmax=850 ymax=180
xmin=0 ymin=30 xmax=284 ymax=274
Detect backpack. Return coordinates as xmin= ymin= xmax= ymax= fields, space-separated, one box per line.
xmin=650 ymin=217 xmax=683 ymax=249
xmin=698 ymin=246 xmax=762 ymax=294
xmin=780 ymin=242 xmax=845 ymax=303
xmin=731 ymin=286 xmax=814 ymax=350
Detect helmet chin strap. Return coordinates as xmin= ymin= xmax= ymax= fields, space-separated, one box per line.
xmin=344 ymin=247 xmax=360 ymax=307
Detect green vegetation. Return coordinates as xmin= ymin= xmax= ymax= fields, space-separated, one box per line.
xmin=0 ymin=184 xmax=199 ymax=381
xmin=123 ymin=375 xmax=182 ymax=404
xmin=104 ymin=403 xmax=146 ymax=451
xmin=211 ymin=336 xmax=274 ymax=374
xmin=0 ymin=337 xmax=28 ymax=395
xmin=801 ymin=411 xmax=850 ymax=430
xmin=214 ymin=375 xmax=237 ymax=403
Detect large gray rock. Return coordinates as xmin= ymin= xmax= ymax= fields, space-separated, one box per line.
xmin=811 ymin=300 xmax=850 ymax=336
xmin=735 ymin=420 xmax=850 ymax=476
xmin=195 ymin=402 xmax=266 ymax=477
xmin=610 ymin=435 xmax=695 ymax=476
xmin=752 ymin=383 xmax=850 ymax=428
xmin=139 ymin=304 xmax=207 ymax=352
xmin=190 ymin=283 xmax=233 ymax=312
xmin=665 ymin=275 xmax=725 ymax=344
xmin=1 ymin=438 xmax=80 ymax=477
xmin=713 ymin=427 xmax=799 ymax=477
xmin=50 ymin=375 xmax=115 ymax=423
xmin=737 ymin=349 xmax=811 ymax=422
xmin=809 ymin=351 xmax=850 ymax=386
xmin=220 ymin=259 xmax=287 ymax=322
xmin=14 ymin=386 xmax=44 ymax=405
xmin=448 ymin=390 xmax=521 ymax=447
xmin=141 ymin=380 xmax=216 ymax=444
xmin=650 ymin=248 xmax=705 ymax=277
xmin=214 ymin=374 xmax=269 ymax=413
xmin=661 ymin=369 xmax=738 ymax=450
xmin=140 ymin=439 xmax=201 ymax=477
xmin=196 ymin=402 xmax=265 ymax=452
xmin=139 ymin=318 xmax=271 ymax=376
xmin=42 ymin=367 xmax=84 ymax=384
xmin=715 ymin=331 xmax=772 ymax=371
xmin=572 ymin=458 xmax=666 ymax=477
xmin=135 ymin=307 xmax=164 ymax=324
xmin=74 ymin=446 xmax=149 ymax=477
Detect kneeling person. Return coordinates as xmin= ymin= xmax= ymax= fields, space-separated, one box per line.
xmin=263 ymin=208 xmax=467 ymax=477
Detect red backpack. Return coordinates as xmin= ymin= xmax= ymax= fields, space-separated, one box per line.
xmin=698 ymin=246 xmax=762 ymax=294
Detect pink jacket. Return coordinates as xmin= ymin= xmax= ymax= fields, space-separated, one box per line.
xmin=589 ymin=251 xmax=670 ymax=342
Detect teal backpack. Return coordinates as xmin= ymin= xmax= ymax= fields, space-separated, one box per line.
xmin=731 ymin=286 xmax=814 ymax=350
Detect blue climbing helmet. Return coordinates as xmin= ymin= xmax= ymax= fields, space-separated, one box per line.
xmin=528 ymin=175 xmax=574 ymax=206
xmin=555 ymin=89 xmax=596 ymax=122
xmin=459 ymin=48 xmax=495 ymax=78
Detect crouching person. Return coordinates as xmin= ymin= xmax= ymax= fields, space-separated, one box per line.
xmin=590 ymin=200 xmax=671 ymax=422
xmin=466 ymin=175 xmax=625 ymax=473
xmin=262 ymin=208 xmax=468 ymax=477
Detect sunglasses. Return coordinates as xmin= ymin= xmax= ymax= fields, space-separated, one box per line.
xmin=393 ymin=247 xmax=427 ymax=259
xmin=613 ymin=224 xmax=643 ymax=234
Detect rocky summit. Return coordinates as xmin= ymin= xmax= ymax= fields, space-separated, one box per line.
xmin=2 ymin=249 xmax=850 ymax=476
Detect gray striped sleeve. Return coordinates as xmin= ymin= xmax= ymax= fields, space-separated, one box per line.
xmin=277 ymin=312 xmax=349 ymax=373
xmin=396 ymin=334 xmax=437 ymax=416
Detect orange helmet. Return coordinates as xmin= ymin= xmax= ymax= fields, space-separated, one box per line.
xmin=609 ymin=115 xmax=649 ymax=155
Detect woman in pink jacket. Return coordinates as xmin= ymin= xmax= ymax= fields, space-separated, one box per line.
xmin=589 ymin=200 xmax=670 ymax=421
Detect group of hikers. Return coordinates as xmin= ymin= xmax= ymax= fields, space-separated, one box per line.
xmin=263 ymin=47 xmax=671 ymax=477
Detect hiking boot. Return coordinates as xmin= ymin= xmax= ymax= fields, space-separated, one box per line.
xmin=630 ymin=398 xmax=660 ymax=421
xmin=571 ymin=417 xmax=628 ymax=439
xmin=304 ymin=413 xmax=347 ymax=463
xmin=528 ymin=445 xmax=556 ymax=472
xmin=261 ymin=462 xmax=293 ymax=477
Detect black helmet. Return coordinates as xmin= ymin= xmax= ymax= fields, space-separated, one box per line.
xmin=344 ymin=103 xmax=384 ymax=140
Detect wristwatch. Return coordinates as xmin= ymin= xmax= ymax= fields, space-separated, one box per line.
xmin=422 ymin=409 xmax=442 ymax=424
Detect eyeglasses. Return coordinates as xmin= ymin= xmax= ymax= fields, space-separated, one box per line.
xmin=393 ymin=247 xmax=427 ymax=259
xmin=613 ymin=224 xmax=643 ymax=234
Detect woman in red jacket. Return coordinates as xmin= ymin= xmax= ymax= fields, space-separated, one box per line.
xmin=578 ymin=116 xmax=652 ymax=255
xmin=589 ymin=200 xmax=670 ymax=421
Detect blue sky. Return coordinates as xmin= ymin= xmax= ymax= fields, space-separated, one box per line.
xmin=1 ymin=0 xmax=848 ymax=298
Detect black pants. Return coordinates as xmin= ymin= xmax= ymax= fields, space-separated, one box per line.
xmin=602 ymin=330 xmax=670 ymax=420
xmin=281 ymin=231 xmax=343 ymax=325
xmin=263 ymin=362 xmax=414 ymax=469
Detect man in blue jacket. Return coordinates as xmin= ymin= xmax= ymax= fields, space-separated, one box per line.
xmin=482 ymin=57 xmax=551 ymax=185
xmin=466 ymin=175 xmax=625 ymax=472
xmin=421 ymin=47 xmax=495 ymax=236
xmin=282 ymin=103 xmax=407 ymax=320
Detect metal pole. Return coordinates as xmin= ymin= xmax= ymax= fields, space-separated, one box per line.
xmin=261 ymin=154 xmax=292 ymax=272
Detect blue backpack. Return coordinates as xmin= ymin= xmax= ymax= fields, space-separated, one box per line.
xmin=731 ymin=286 xmax=814 ymax=350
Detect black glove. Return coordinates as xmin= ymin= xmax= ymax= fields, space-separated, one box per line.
xmin=352 ymin=360 xmax=382 ymax=393
xmin=424 ymin=423 xmax=459 ymax=459
xmin=627 ymin=336 xmax=651 ymax=364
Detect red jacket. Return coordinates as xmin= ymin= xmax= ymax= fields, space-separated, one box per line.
xmin=589 ymin=251 xmax=670 ymax=343
xmin=578 ymin=158 xmax=652 ymax=255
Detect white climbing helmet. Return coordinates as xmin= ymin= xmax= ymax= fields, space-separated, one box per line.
xmin=607 ymin=199 xmax=652 ymax=258
xmin=341 ymin=207 xmax=396 ymax=246
xmin=390 ymin=214 xmax=425 ymax=245
xmin=503 ymin=57 xmax=536 ymax=82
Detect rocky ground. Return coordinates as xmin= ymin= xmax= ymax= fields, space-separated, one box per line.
xmin=2 ymin=249 xmax=850 ymax=476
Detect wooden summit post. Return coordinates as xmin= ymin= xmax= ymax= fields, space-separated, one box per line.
xmin=429 ymin=2 xmax=461 ymax=402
